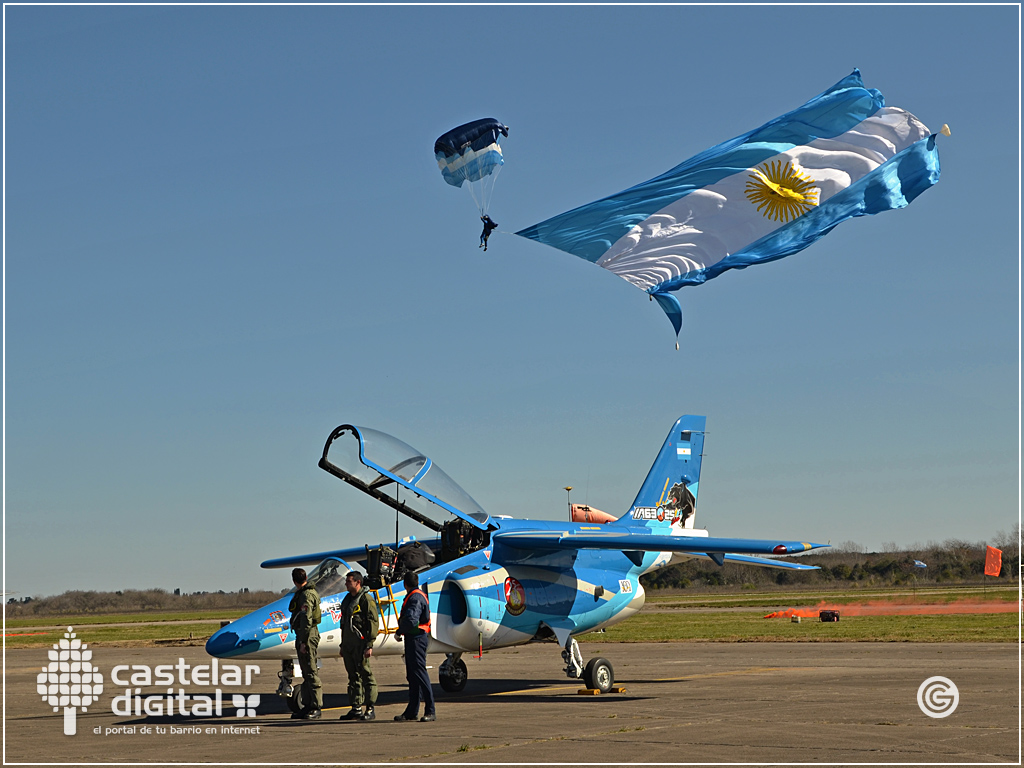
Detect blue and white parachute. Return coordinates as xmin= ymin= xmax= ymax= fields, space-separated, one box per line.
xmin=516 ymin=70 xmax=942 ymax=343
xmin=435 ymin=118 xmax=509 ymax=215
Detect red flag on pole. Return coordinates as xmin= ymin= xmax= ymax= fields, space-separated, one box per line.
xmin=984 ymin=545 xmax=1002 ymax=577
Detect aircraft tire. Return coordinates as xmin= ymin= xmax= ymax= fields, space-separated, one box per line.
xmin=438 ymin=658 xmax=468 ymax=693
xmin=583 ymin=657 xmax=614 ymax=693
xmin=288 ymin=687 xmax=307 ymax=713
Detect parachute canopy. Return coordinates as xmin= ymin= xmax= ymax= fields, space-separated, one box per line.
xmin=435 ymin=118 xmax=509 ymax=215
xmin=515 ymin=70 xmax=941 ymax=341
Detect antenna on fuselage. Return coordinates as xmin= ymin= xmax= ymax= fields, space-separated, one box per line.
xmin=564 ymin=486 xmax=573 ymax=514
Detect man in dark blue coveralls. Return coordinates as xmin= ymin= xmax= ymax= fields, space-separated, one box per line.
xmin=393 ymin=572 xmax=436 ymax=722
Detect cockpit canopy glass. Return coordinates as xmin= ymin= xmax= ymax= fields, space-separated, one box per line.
xmin=324 ymin=427 xmax=489 ymax=526
xmin=302 ymin=558 xmax=347 ymax=597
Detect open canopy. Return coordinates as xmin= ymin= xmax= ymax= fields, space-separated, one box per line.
xmin=318 ymin=425 xmax=491 ymax=532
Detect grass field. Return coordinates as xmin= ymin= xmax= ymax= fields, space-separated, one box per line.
xmin=578 ymin=611 xmax=1017 ymax=643
xmin=4 ymin=585 xmax=1018 ymax=648
xmin=4 ymin=622 xmax=224 ymax=648
xmin=3 ymin=609 xmax=248 ymax=648
xmin=5 ymin=609 xmax=250 ymax=629
xmin=643 ymin=584 xmax=1017 ymax=610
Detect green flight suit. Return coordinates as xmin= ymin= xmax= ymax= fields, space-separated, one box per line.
xmin=289 ymin=582 xmax=322 ymax=712
xmin=340 ymin=586 xmax=379 ymax=708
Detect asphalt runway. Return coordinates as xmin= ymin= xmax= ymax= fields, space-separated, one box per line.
xmin=4 ymin=641 xmax=1018 ymax=764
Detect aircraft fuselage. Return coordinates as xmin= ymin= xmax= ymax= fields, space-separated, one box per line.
xmin=206 ymin=519 xmax=660 ymax=661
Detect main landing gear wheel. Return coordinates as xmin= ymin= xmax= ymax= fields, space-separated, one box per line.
xmin=439 ymin=654 xmax=468 ymax=693
xmin=583 ymin=657 xmax=614 ymax=693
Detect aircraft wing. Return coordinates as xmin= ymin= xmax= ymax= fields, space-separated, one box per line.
xmin=261 ymin=547 xmax=367 ymax=570
xmin=491 ymin=528 xmax=826 ymax=557
xmin=261 ymin=538 xmax=442 ymax=569
xmin=695 ymin=553 xmax=819 ymax=571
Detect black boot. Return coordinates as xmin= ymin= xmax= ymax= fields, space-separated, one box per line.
xmin=339 ymin=707 xmax=362 ymax=720
xmin=360 ymin=706 xmax=376 ymax=721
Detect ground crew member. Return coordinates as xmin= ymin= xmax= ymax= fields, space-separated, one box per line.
xmin=394 ymin=572 xmax=436 ymax=722
xmin=288 ymin=567 xmax=322 ymax=719
xmin=339 ymin=571 xmax=379 ymax=721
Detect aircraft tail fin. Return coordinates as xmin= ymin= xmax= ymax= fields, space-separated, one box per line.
xmin=619 ymin=415 xmax=706 ymax=529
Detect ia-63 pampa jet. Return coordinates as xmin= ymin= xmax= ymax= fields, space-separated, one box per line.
xmin=207 ymin=415 xmax=827 ymax=708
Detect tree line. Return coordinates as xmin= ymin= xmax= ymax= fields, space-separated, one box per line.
xmin=4 ymin=588 xmax=286 ymax=618
xmin=641 ymin=533 xmax=1019 ymax=591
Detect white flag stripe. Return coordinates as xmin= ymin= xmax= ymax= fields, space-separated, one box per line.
xmin=596 ymin=107 xmax=930 ymax=291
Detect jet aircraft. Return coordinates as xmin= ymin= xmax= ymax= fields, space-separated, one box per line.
xmin=207 ymin=415 xmax=827 ymax=708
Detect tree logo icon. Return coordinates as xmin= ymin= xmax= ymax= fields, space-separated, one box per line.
xmin=37 ymin=627 xmax=103 ymax=735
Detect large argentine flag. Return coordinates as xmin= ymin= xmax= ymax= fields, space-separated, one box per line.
xmin=516 ymin=70 xmax=941 ymax=338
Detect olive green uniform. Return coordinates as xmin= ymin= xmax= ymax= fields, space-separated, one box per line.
xmin=288 ymin=583 xmax=322 ymax=712
xmin=340 ymin=586 xmax=379 ymax=708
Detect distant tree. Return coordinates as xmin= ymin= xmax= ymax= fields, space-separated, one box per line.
xmin=835 ymin=541 xmax=865 ymax=553
xmin=993 ymin=523 xmax=1021 ymax=553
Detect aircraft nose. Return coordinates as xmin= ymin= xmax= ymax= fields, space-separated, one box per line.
xmin=205 ymin=626 xmax=238 ymax=657
xmin=205 ymin=623 xmax=258 ymax=658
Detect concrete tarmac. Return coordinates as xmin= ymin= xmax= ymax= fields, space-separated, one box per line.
xmin=4 ymin=641 xmax=1018 ymax=764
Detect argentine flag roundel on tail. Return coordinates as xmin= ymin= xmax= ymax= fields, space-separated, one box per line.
xmin=515 ymin=70 xmax=942 ymax=340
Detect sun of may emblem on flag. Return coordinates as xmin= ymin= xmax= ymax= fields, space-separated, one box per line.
xmin=745 ymin=160 xmax=820 ymax=222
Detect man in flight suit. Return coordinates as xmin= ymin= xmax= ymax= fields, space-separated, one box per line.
xmin=288 ymin=567 xmax=322 ymax=719
xmin=339 ymin=571 xmax=379 ymax=721
xmin=394 ymin=572 xmax=436 ymax=722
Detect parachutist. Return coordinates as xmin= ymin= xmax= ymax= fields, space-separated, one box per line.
xmin=480 ymin=215 xmax=498 ymax=251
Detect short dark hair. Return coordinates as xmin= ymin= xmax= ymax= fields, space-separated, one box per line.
xmin=403 ymin=571 xmax=419 ymax=590
xmin=292 ymin=568 xmax=307 ymax=584
xmin=346 ymin=571 xmax=363 ymax=584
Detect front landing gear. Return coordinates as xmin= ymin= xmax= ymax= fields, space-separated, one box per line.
xmin=439 ymin=653 xmax=468 ymax=692
xmin=562 ymin=637 xmax=584 ymax=679
xmin=562 ymin=637 xmax=617 ymax=693
xmin=287 ymin=686 xmax=309 ymax=714
xmin=277 ymin=660 xmax=307 ymax=713
xmin=276 ymin=660 xmax=294 ymax=698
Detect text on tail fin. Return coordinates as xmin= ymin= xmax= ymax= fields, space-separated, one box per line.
xmin=620 ymin=415 xmax=706 ymax=528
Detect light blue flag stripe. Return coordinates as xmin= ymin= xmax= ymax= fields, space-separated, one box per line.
xmin=654 ymin=134 xmax=941 ymax=294
xmin=516 ymin=70 xmax=884 ymax=263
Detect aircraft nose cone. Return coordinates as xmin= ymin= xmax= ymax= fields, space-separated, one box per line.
xmin=206 ymin=626 xmax=248 ymax=658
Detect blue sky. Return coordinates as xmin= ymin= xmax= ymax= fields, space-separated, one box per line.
xmin=4 ymin=5 xmax=1019 ymax=597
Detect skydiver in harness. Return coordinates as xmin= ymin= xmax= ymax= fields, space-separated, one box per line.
xmin=479 ymin=215 xmax=498 ymax=251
